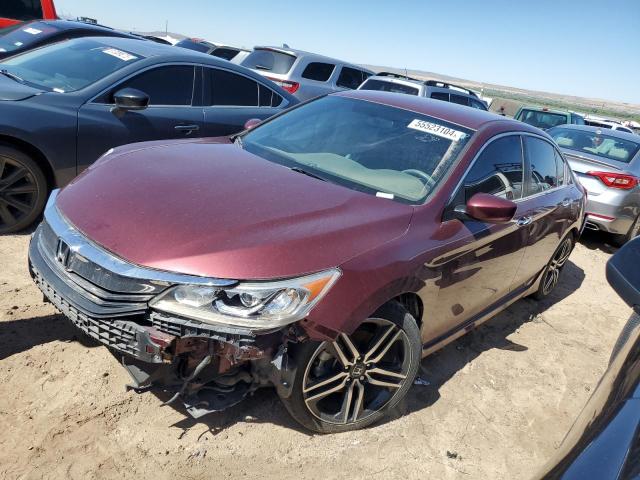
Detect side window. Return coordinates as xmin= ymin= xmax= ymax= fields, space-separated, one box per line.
xmin=337 ymin=66 xmax=366 ymax=89
xmin=555 ymin=150 xmax=566 ymax=185
xmin=258 ymin=84 xmax=283 ymax=107
xmin=207 ymin=68 xmax=259 ymax=106
xmin=524 ymin=137 xmax=559 ymax=195
xmin=114 ymin=65 xmax=195 ymax=105
xmin=460 ymin=136 xmax=524 ymax=203
xmin=301 ymin=62 xmax=335 ymax=82
xmin=470 ymin=99 xmax=487 ymax=110
xmin=450 ymin=94 xmax=469 ymax=106
xmin=430 ymin=92 xmax=449 ymax=102
xmin=211 ymin=47 xmax=240 ymax=61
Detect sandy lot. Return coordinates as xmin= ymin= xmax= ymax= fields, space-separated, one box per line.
xmin=0 ymin=229 xmax=633 ymax=480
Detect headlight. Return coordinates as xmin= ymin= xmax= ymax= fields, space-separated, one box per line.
xmin=149 ymin=269 xmax=341 ymax=330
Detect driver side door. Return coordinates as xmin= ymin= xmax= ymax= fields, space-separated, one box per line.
xmin=76 ymin=64 xmax=204 ymax=172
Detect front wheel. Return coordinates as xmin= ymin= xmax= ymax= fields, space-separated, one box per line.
xmin=279 ymin=302 xmax=421 ymax=433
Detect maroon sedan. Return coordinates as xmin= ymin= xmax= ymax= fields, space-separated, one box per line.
xmin=28 ymin=91 xmax=585 ymax=433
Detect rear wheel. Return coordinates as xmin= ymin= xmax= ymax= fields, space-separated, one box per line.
xmin=611 ymin=216 xmax=640 ymax=247
xmin=279 ymin=302 xmax=421 ymax=433
xmin=532 ymin=235 xmax=574 ymax=300
xmin=0 ymin=146 xmax=47 ymax=234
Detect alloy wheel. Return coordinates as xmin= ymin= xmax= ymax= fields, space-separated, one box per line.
xmin=302 ymin=318 xmax=413 ymax=426
xmin=541 ymin=238 xmax=573 ymax=296
xmin=0 ymin=156 xmax=40 ymax=231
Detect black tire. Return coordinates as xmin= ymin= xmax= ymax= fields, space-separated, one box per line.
xmin=0 ymin=145 xmax=47 ymax=234
xmin=532 ymin=235 xmax=575 ymax=300
xmin=611 ymin=216 xmax=640 ymax=247
xmin=279 ymin=302 xmax=421 ymax=433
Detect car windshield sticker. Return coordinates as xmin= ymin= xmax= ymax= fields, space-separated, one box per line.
xmin=23 ymin=27 xmax=43 ymax=35
xmin=0 ymin=48 xmax=5 ymax=52
xmin=102 ymin=48 xmax=137 ymax=62
xmin=407 ymin=119 xmax=466 ymax=142
xmin=376 ymin=192 xmax=395 ymax=199
xmin=53 ymin=88 xmax=65 ymax=93
xmin=14 ymin=42 xmax=23 ymax=47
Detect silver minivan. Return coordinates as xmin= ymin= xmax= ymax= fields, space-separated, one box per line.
xmin=241 ymin=46 xmax=373 ymax=101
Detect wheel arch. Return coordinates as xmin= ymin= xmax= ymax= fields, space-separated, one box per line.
xmin=0 ymin=135 xmax=56 ymax=191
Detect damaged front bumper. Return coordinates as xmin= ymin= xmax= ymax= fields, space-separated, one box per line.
xmin=28 ymin=193 xmax=299 ymax=417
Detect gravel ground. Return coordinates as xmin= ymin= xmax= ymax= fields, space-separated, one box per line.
xmin=0 ymin=229 xmax=632 ymax=480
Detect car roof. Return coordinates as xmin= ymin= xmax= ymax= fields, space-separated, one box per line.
xmin=336 ymin=90 xmax=527 ymax=131
xmin=252 ymin=46 xmax=372 ymax=71
xmin=37 ymin=19 xmax=137 ymax=36
xmin=366 ymin=75 xmax=424 ymax=87
xmin=550 ymin=124 xmax=640 ymax=142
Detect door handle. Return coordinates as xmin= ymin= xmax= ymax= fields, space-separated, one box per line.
xmin=516 ymin=216 xmax=533 ymax=227
xmin=174 ymin=124 xmax=200 ymax=134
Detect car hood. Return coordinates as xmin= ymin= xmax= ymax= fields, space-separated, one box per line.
xmin=56 ymin=140 xmax=413 ymax=280
xmin=0 ymin=74 xmax=43 ymax=100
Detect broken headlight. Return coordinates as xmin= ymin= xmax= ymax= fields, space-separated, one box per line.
xmin=149 ymin=269 xmax=341 ymax=330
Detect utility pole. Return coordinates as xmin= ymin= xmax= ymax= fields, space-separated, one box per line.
xmin=165 ymin=20 xmax=168 ymax=33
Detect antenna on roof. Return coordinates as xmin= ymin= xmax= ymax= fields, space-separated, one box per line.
xmin=282 ymin=43 xmax=290 ymax=48
xmin=404 ymin=68 xmax=408 ymax=79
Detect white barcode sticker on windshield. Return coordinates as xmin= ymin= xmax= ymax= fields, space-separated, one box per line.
xmin=23 ymin=27 xmax=42 ymax=35
xmin=407 ymin=119 xmax=466 ymax=142
xmin=102 ymin=48 xmax=137 ymax=62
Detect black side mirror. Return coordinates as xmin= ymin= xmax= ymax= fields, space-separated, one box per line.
xmin=112 ymin=88 xmax=149 ymax=112
xmin=607 ymin=236 xmax=640 ymax=312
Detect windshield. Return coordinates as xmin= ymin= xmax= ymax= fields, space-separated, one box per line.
xmin=0 ymin=0 xmax=43 ymax=21
xmin=241 ymin=49 xmax=296 ymax=74
xmin=360 ymin=79 xmax=420 ymax=95
xmin=518 ymin=109 xmax=568 ymax=129
xmin=0 ymin=22 xmax=59 ymax=53
xmin=242 ymin=96 xmax=473 ymax=204
xmin=549 ymin=127 xmax=640 ymax=164
xmin=1 ymin=38 xmax=143 ymax=92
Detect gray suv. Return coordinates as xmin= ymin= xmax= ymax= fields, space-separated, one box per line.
xmin=241 ymin=46 xmax=373 ymax=101
xmin=358 ymin=72 xmax=488 ymax=110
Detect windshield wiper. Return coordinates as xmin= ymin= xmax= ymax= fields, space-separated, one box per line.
xmin=0 ymin=69 xmax=24 ymax=84
xmin=290 ymin=167 xmax=327 ymax=182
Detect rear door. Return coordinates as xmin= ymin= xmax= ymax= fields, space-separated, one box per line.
xmin=200 ymin=66 xmax=284 ymax=137
xmin=512 ymin=135 xmax=579 ymax=286
xmin=77 ymin=64 xmax=203 ymax=170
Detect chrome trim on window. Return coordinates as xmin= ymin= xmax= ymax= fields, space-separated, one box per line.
xmin=44 ymin=190 xmax=237 ymax=289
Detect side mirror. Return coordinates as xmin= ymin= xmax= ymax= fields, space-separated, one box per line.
xmin=606 ymin=236 xmax=640 ymax=311
xmin=244 ymin=118 xmax=262 ymax=130
xmin=459 ymin=193 xmax=517 ymax=223
xmin=113 ymin=88 xmax=149 ymax=111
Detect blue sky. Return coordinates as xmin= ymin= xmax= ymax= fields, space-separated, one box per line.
xmin=55 ymin=0 xmax=639 ymax=104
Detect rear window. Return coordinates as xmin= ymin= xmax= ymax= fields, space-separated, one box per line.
xmin=336 ymin=66 xmax=368 ymax=89
xmin=211 ymin=47 xmax=240 ymax=61
xmin=1 ymin=38 xmax=143 ymax=92
xmin=359 ymin=78 xmax=419 ymax=95
xmin=0 ymin=21 xmax=59 ymax=53
xmin=301 ymin=62 xmax=335 ymax=82
xmin=241 ymin=49 xmax=296 ymax=75
xmin=549 ymin=127 xmax=640 ymax=164
xmin=0 ymin=0 xmax=43 ymax=21
xmin=175 ymin=39 xmax=211 ymax=53
xmin=517 ymin=109 xmax=568 ymax=129
xmin=450 ymin=94 xmax=469 ymax=106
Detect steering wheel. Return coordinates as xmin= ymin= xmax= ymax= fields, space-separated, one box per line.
xmin=402 ymin=169 xmax=436 ymax=188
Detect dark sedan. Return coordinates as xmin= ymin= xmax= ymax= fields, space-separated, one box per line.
xmin=0 ymin=20 xmax=142 ymax=60
xmin=0 ymin=36 xmax=297 ymax=233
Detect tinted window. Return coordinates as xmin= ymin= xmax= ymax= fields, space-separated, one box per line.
xmin=359 ymin=79 xmax=419 ymax=95
xmin=431 ymin=92 xmax=449 ymax=102
xmin=301 ymin=62 xmax=335 ymax=82
xmin=517 ymin=109 xmax=568 ymax=129
xmin=2 ymin=38 xmax=144 ymax=92
xmin=0 ymin=0 xmax=43 ymax=21
xmin=450 ymin=94 xmax=469 ymax=106
xmin=117 ymin=65 xmax=194 ymax=105
xmin=241 ymin=49 xmax=296 ymax=74
xmin=336 ymin=66 xmax=367 ymax=89
xmin=460 ymin=136 xmax=524 ymax=202
xmin=258 ymin=84 xmax=283 ymax=107
xmin=175 ymin=39 xmax=211 ymax=53
xmin=555 ymin=150 xmax=565 ymax=185
xmin=208 ymin=68 xmax=258 ymax=106
xmin=549 ymin=127 xmax=640 ymax=164
xmin=470 ymin=99 xmax=488 ymax=111
xmin=524 ymin=137 xmax=558 ymax=195
xmin=571 ymin=113 xmax=585 ymax=125
xmin=211 ymin=47 xmax=240 ymax=61
xmin=0 ymin=21 xmax=60 ymax=53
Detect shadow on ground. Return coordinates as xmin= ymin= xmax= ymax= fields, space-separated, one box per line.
xmin=579 ymin=229 xmax=619 ymax=255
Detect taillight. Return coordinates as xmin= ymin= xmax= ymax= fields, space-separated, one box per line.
xmin=587 ymin=171 xmax=638 ymax=190
xmin=265 ymin=76 xmax=299 ymax=94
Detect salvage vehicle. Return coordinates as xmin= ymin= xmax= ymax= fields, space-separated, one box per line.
xmin=548 ymin=125 xmax=640 ymax=245
xmin=537 ymin=236 xmax=640 ymax=479
xmin=241 ymin=46 xmax=373 ymax=100
xmin=0 ymin=20 xmax=143 ymax=60
xmin=358 ymin=72 xmax=489 ymax=110
xmin=175 ymin=38 xmax=250 ymax=64
xmin=28 ymin=91 xmax=585 ymax=433
xmin=0 ymin=0 xmax=57 ymax=28
xmin=0 ymin=36 xmax=297 ymax=233
xmin=515 ymin=106 xmax=585 ymax=130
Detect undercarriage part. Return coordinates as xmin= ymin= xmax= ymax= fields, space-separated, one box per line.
xmin=183 ymin=381 xmax=252 ymax=418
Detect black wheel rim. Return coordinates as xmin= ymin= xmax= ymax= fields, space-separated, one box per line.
xmin=0 ymin=156 xmax=39 ymax=230
xmin=629 ymin=219 xmax=640 ymax=241
xmin=302 ymin=318 xmax=412 ymax=426
xmin=542 ymin=238 xmax=572 ymax=295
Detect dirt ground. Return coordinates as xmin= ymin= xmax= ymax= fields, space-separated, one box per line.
xmin=0 ymin=229 xmax=633 ymax=480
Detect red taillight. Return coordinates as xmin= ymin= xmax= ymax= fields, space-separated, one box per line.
xmin=265 ymin=76 xmax=299 ymax=94
xmin=587 ymin=171 xmax=639 ymax=190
